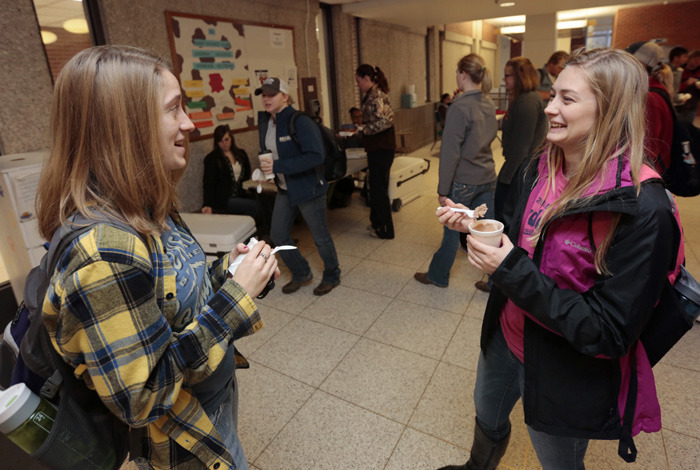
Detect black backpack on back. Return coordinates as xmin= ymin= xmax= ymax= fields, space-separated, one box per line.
xmin=289 ymin=111 xmax=347 ymax=182
xmin=0 ymin=217 xmax=137 ymax=469
xmin=649 ymin=87 xmax=700 ymax=197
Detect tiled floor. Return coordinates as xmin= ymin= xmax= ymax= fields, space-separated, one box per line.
xmin=235 ymin=139 xmax=700 ymax=470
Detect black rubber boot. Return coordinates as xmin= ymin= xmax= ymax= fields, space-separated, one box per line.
xmin=437 ymin=419 xmax=511 ymax=470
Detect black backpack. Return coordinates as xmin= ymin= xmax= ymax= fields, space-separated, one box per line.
xmin=0 ymin=217 xmax=137 ymax=469
xmin=289 ymin=111 xmax=347 ymax=182
xmin=649 ymin=87 xmax=700 ymax=197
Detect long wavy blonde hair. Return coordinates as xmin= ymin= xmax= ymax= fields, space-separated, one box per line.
xmin=531 ymin=48 xmax=648 ymax=274
xmin=37 ymin=45 xmax=186 ymax=240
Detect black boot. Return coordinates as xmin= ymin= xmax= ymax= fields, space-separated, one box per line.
xmin=437 ymin=419 xmax=511 ymax=470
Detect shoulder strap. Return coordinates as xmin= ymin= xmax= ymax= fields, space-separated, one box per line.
xmin=288 ymin=110 xmax=305 ymax=146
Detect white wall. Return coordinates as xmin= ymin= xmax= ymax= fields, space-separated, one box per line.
xmin=524 ymin=13 xmax=557 ymax=68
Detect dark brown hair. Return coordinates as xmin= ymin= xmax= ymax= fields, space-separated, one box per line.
xmin=505 ymin=56 xmax=539 ymax=99
xmin=356 ymin=64 xmax=389 ymax=93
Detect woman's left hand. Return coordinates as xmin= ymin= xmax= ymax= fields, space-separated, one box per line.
xmin=466 ymin=234 xmax=514 ymax=275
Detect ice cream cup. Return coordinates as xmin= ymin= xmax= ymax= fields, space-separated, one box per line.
xmin=468 ymin=219 xmax=504 ymax=247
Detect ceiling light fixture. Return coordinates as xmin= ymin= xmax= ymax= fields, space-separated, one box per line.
xmin=41 ymin=30 xmax=57 ymax=45
xmin=501 ymin=19 xmax=588 ymax=35
xmin=500 ymin=2 xmax=516 ymax=6
xmin=501 ymin=25 xmax=525 ymax=34
xmin=63 ymin=18 xmax=89 ymax=34
xmin=557 ymin=20 xmax=587 ymax=29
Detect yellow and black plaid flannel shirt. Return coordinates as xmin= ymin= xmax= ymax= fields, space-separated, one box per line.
xmin=42 ymin=221 xmax=262 ymax=469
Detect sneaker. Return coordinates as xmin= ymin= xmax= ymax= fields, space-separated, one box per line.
xmin=474 ymin=280 xmax=491 ymax=293
xmin=414 ymin=272 xmax=447 ymax=288
xmin=282 ymin=275 xmax=313 ymax=294
xmin=313 ymin=279 xmax=340 ymax=296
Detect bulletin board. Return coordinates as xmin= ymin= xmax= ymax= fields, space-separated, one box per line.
xmin=165 ymin=11 xmax=300 ymax=141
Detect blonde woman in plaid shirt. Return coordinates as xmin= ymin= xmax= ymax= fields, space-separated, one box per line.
xmin=36 ymin=46 xmax=278 ymax=469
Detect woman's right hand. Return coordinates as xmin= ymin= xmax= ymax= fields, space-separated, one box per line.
xmin=201 ymin=206 xmax=213 ymax=214
xmin=436 ymin=198 xmax=474 ymax=233
xmin=229 ymin=242 xmax=279 ymax=298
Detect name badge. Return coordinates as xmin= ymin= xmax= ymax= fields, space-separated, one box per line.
xmin=279 ymin=136 xmax=292 ymax=142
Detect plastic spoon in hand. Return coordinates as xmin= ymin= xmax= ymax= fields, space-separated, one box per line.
xmin=437 ymin=207 xmax=475 ymax=218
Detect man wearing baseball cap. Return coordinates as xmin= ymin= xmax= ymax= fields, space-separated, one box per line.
xmin=254 ymin=77 xmax=289 ymax=96
xmin=255 ymin=77 xmax=342 ymax=296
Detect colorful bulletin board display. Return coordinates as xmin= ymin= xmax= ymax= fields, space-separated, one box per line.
xmin=165 ymin=11 xmax=299 ymax=140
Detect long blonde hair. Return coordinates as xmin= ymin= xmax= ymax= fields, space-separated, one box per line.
xmin=532 ymin=48 xmax=647 ymax=273
xmin=37 ymin=46 xmax=185 ymax=239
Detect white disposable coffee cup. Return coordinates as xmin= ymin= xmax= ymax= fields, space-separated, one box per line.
xmin=469 ymin=219 xmax=504 ymax=247
xmin=258 ymin=152 xmax=273 ymax=167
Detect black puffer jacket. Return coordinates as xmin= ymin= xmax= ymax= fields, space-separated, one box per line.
xmin=484 ymin=154 xmax=678 ymax=442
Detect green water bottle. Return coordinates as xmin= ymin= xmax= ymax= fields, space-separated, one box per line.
xmin=0 ymin=383 xmax=57 ymax=454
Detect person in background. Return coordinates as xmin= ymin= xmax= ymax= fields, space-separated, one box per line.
xmin=536 ymin=51 xmax=569 ymax=102
xmin=488 ymin=56 xmax=548 ymax=293
xmin=436 ymin=47 xmax=678 ymax=470
xmin=350 ymin=106 xmax=363 ymax=127
xmin=669 ymin=46 xmax=689 ymax=100
xmin=414 ymin=54 xmax=497 ymax=288
xmin=356 ymin=63 xmax=397 ymax=239
xmin=256 ymin=77 xmax=341 ymax=296
xmin=201 ymin=125 xmax=258 ymax=218
xmin=678 ymin=50 xmax=700 ymax=124
xmin=338 ymin=107 xmax=364 ymax=149
xmin=438 ymin=92 xmax=452 ymax=122
xmin=35 ymin=45 xmax=278 ymax=469
xmin=627 ymin=41 xmax=673 ymax=175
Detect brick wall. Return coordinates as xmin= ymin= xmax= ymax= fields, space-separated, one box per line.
xmin=613 ymin=0 xmax=700 ymax=50
xmin=43 ymin=26 xmax=92 ymax=81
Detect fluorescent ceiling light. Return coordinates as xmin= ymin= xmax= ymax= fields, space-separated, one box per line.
xmin=41 ymin=30 xmax=57 ymax=45
xmin=501 ymin=19 xmax=587 ymax=34
xmin=500 ymin=2 xmax=516 ymax=6
xmin=63 ymin=18 xmax=89 ymax=34
xmin=558 ymin=20 xmax=587 ymax=29
xmin=501 ymin=25 xmax=525 ymax=34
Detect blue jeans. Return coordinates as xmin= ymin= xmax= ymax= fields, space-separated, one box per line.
xmin=426 ymin=181 xmax=495 ymax=286
xmin=133 ymin=372 xmax=248 ymax=469
xmin=209 ymin=371 xmax=249 ymax=469
xmin=270 ymin=191 xmax=340 ymax=283
xmin=474 ymin=327 xmax=588 ymax=469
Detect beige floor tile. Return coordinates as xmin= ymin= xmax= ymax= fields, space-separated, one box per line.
xmin=236 ymin=304 xmax=296 ymax=356
xmin=659 ymin=323 xmax=700 ymax=371
xmin=442 ymin=315 xmax=484 ymax=372
xmin=465 ymin=288 xmax=490 ymax=320
xmin=370 ymin=239 xmax=436 ymax=270
xmin=319 ymin=337 xmax=438 ymax=423
xmin=298 ymin=285 xmax=392 ymax=335
xmin=237 ymin=363 xmax=314 ymax=461
xmin=249 ymin=316 xmax=359 ymax=387
xmin=583 ymin=431 xmax=667 ymax=469
xmin=396 ymin=274 xmax=473 ymax=315
xmin=409 ymin=362 xmax=477 ymax=446
xmin=254 ymin=273 xmax=318 ymax=315
xmin=653 ymin=362 xmax=700 ymax=438
xmin=664 ymin=429 xmax=700 ymax=470
xmin=331 ymin=230 xmax=386 ymax=258
xmin=364 ymin=298 xmax=462 ymax=359
xmin=384 ymin=427 xmax=469 ymax=470
xmin=254 ymin=390 xmax=404 ymax=470
xmin=304 ymin=250 xmax=364 ymax=281
xmin=341 ymin=259 xmax=415 ymax=297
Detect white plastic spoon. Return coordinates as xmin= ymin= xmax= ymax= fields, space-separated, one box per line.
xmin=437 ymin=207 xmax=475 ymax=218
